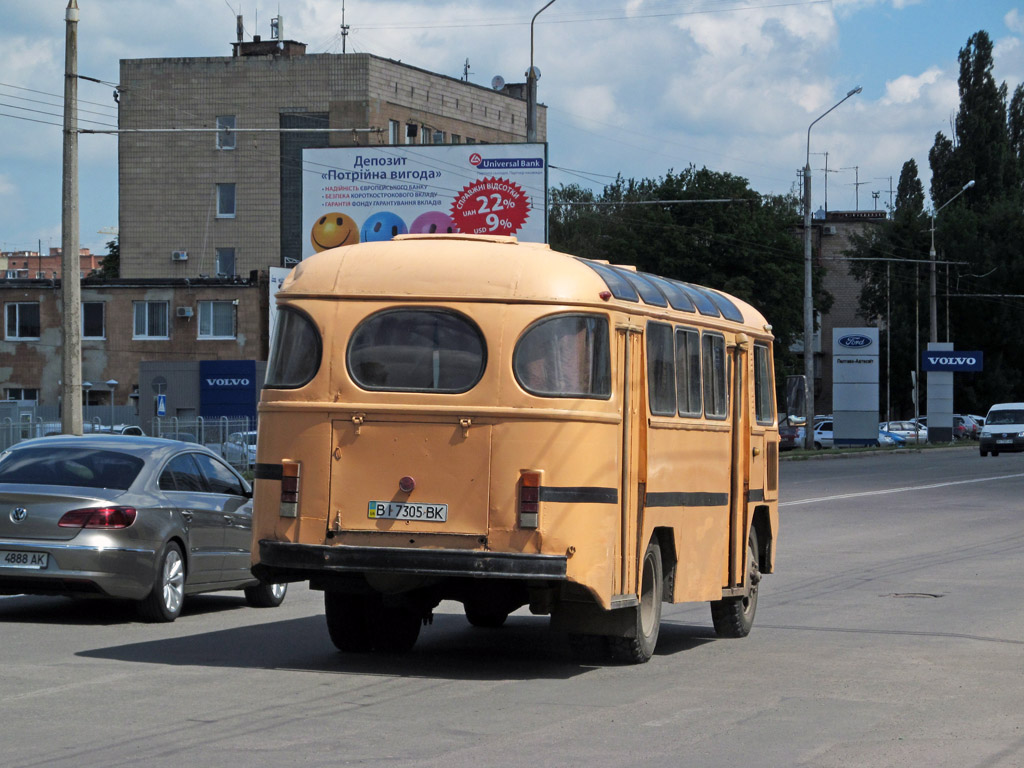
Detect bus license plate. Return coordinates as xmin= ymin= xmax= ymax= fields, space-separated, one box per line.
xmin=368 ymin=501 xmax=448 ymax=522
xmin=1 ymin=550 xmax=48 ymax=569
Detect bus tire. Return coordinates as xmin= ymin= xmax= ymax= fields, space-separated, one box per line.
xmin=609 ymin=539 xmax=663 ymax=664
xmin=324 ymin=592 xmax=374 ymax=653
xmin=464 ymin=602 xmax=509 ymax=628
xmin=711 ymin=527 xmax=761 ymax=638
xmin=374 ymin=605 xmax=421 ymax=653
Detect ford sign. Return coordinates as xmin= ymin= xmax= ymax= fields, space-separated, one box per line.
xmin=838 ymin=334 xmax=873 ymax=349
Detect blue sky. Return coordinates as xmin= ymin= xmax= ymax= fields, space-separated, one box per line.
xmin=1 ymin=0 xmax=1022 ymax=256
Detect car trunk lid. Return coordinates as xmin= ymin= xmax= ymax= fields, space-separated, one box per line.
xmin=0 ymin=488 xmax=125 ymax=541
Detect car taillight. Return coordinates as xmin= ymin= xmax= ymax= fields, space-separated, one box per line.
xmin=58 ymin=507 xmax=138 ymax=529
xmin=518 ymin=470 xmax=542 ymax=529
xmin=280 ymin=460 xmax=300 ymax=518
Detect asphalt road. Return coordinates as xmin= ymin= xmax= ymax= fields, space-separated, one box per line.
xmin=2 ymin=444 xmax=1023 ymax=768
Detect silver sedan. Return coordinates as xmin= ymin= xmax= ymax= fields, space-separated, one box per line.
xmin=0 ymin=435 xmax=285 ymax=621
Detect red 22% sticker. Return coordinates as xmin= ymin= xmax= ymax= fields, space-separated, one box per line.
xmin=449 ymin=177 xmax=531 ymax=236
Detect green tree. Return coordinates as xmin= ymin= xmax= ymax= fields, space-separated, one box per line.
xmin=95 ymin=237 xmax=119 ymax=278
xmin=548 ymin=166 xmax=815 ymax=387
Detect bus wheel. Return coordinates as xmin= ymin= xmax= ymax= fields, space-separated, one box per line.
xmin=464 ymin=601 xmax=509 ymax=628
xmin=711 ymin=527 xmax=761 ymax=638
xmin=374 ymin=605 xmax=421 ymax=653
xmin=324 ymin=592 xmax=374 ymax=652
xmin=609 ymin=539 xmax=663 ymax=664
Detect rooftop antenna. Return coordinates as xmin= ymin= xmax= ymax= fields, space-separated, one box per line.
xmin=236 ymin=14 xmax=244 ymax=43
xmin=341 ymin=0 xmax=350 ymax=53
xmin=271 ymin=13 xmax=283 ymax=40
xmin=462 ymin=58 xmax=473 ymax=82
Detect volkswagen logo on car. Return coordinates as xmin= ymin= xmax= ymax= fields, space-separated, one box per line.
xmin=837 ymin=334 xmax=873 ymax=349
xmin=10 ymin=507 xmax=28 ymax=523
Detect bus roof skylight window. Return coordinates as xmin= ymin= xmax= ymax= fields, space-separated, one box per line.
xmin=348 ymin=309 xmax=486 ymax=393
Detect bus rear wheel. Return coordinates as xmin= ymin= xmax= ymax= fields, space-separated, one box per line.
xmin=324 ymin=592 xmax=375 ymax=652
xmin=609 ymin=539 xmax=663 ymax=664
xmin=711 ymin=527 xmax=760 ymax=638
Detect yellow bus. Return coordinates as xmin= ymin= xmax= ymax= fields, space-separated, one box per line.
xmin=251 ymin=234 xmax=779 ymax=663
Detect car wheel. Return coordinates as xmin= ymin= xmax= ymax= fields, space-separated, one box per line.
xmin=244 ymin=581 xmax=287 ymax=608
xmin=609 ymin=539 xmax=663 ymax=663
xmin=710 ymin=527 xmax=760 ymax=638
xmin=138 ymin=542 xmax=185 ymax=622
xmin=814 ymin=441 xmax=822 ymax=450
xmin=980 ymin=448 xmax=988 ymax=457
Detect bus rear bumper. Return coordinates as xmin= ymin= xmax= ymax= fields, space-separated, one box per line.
xmin=254 ymin=540 xmax=568 ymax=583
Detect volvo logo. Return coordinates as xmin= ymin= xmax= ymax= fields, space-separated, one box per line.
xmin=205 ymin=378 xmax=250 ymax=387
xmin=10 ymin=507 xmax=28 ymax=523
xmin=838 ymin=334 xmax=873 ymax=349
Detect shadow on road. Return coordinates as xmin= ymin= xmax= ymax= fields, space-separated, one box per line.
xmin=0 ymin=591 xmax=261 ymax=625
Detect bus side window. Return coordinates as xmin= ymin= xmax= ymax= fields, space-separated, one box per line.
xmin=702 ymin=332 xmax=728 ymax=419
xmin=675 ymin=326 xmax=702 ymax=417
xmin=754 ymin=343 xmax=774 ymax=424
xmin=647 ymin=322 xmax=675 ymax=415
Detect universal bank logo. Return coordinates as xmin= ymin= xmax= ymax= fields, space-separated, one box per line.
xmin=837 ymin=334 xmax=873 ymax=349
xmin=469 ymin=152 xmax=544 ymax=171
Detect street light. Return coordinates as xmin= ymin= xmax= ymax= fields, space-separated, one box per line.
xmin=106 ymin=378 xmax=118 ymax=428
xmin=526 ymin=0 xmax=557 ymax=143
xmin=802 ymin=86 xmax=862 ymax=449
xmin=82 ymin=381 xmax=92 ymax=425
xmin=929 ymin=180 xmax=974 ymax=343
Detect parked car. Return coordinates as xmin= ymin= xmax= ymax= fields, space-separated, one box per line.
xmin=979 ymin=403 xmax=1024 ymax=456
xmin=954 ymin=414 xmax=980 ymax=440
xmin=815 ymin=420 xmax=904 ymax=449
xmin=878 ymin=429 xmax=907 ymax=447
xmin=778 ymin=416 xmax=805 ymax=451
xmin=0 ymin=435 xmax=286 ymax=621
xmin=221 ymin=430 xmax=257 ymax=467
xmin=879 ymin=420 xmax=928 ymax=445
xmin=967 ymin=414 xmax=986 ymax=428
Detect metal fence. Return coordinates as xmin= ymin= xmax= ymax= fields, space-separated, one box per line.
xmin=0 ymin=409 xmax=256 ymax=471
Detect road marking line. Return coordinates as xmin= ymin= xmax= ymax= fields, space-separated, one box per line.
xmin=781 ymin=472 xmax=1024 ymax=506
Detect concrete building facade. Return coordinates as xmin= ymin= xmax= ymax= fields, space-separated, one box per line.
xmin=118 ymin=42 xmax=546 ymax=278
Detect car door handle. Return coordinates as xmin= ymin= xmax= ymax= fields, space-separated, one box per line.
xmin=181 ymin=511 xmax=193 ymax=521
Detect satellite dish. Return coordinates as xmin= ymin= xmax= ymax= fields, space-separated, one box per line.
xmin=491 ymin=75 xmax=505 ymax=90
xmin=526 ymin=65 xmax=541 ymax=80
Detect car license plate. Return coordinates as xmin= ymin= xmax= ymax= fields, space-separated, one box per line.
xmin=996 ymin=439 xmax=1013 ymax=444
xmin=0 ymin=550 xmax=48 ymax=569
xmin=368 ymin=501 xmax=448 ymax=522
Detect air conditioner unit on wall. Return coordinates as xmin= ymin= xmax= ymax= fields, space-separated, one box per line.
xmin=171 ymin=250 xmax=188 ymax=261
xmin=822 ymin=225 xmax=837 ymax=236
xmin=176 ymin=306 xmax=194 ymax=318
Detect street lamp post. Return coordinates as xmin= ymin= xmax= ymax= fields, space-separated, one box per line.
xmin=526 ymin=0 xmax=557 ymax=143
xmin=106 ymin=378 xmax=118 ymax=428
xmin=82 ymin=381 xmax=92 ymax=425
xmin=802 ymin=86 xmax=861 ymax=449
xmin=929 ymin=180 xmax=975 ymax=343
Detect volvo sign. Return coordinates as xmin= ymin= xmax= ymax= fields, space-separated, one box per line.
xmin=922 ymin=351 xmax=984 ymax=372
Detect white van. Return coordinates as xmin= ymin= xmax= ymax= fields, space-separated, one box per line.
xmin=978 ymin=403 xmax=1024 ymax=456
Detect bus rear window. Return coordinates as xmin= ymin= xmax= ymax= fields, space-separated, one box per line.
xmin=348 ymin=309 xmax=486 ymax=392
xmin=514 ymin=314 xmax=611 ymax=398
xmin=265 ymin=307 xmax=322 ymax=388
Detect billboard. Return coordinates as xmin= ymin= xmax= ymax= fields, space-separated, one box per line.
xmin=301 ymin=144 xmax=548 ymax=260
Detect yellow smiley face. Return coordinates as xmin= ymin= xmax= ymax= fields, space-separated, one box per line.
xmin=310 ymin=212 xmax=360 ymax=252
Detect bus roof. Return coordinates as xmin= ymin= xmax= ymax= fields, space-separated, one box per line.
xmin=281 ymin=235 xmax=770 ymax=330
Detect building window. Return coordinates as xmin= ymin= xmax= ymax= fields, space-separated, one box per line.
xmin=5 ymin=302 xmax=40 ymax=340
xmin=216 ymin=183 xmax=236 ymax=218
xmin=198 ymin=300 xmax=236 ymax=339
xmin=388 ymin=120 xmax=400 ymax=144
xmin=5 ymin=387 xmax=38 ymax=402
xmin=82 ymin=301 xmax=105 ymax=339
xmin=466 ymin=137 xmax=477 ymax=144
xmin=216 ymin=247 xmax=236 ymax=277
xmin=420 ymin=125 xmax=429 ymax=145
xmin=451 ymin=134 xmax=461 ymax=144
xmin=133 ymin=301 xmax=169 ymax=339
xmin=216 ymin=115 xmax=236 ymax=150
xmin=405 ymin=123 xmax=416 ymax=145
xmin=432 ymin=130 xmax=445 ymax=144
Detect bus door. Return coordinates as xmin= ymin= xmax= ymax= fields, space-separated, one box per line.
xmin=728 ymin=335 xmax=751 ymax=588
xmin=616 ymin=325 xmax=646 ymax=598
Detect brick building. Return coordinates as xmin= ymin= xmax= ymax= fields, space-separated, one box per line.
xmin=1 ymin=248 xmax=102 ymax=280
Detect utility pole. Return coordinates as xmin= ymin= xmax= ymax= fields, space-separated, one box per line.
xmin=61 ymin=0 xmax=83 ymax=436
xmin=526 ymin=1 xmax=557 ymax=143
xmin=340 ymin=0 xmax=349 ymax=54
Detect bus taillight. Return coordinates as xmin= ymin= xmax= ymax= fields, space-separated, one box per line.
xmin=518 ymin=470 xmax=542 ymax=529
xmin=280 ymin=460 xmax=301 ymax=518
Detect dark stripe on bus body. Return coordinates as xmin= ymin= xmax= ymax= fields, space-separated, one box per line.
xmin=645 ymin=491 xmax=730 ymax=508
xmin=749 ymin=489 xmax=765 ymax=503
xmin=539 ymin=486 xmax=619 ymax=504
xmin=254 ymin=463 xmax=284 ymax=480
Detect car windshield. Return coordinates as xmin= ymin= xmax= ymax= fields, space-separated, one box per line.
xmin=986 ymin=410 xmax=1024 ymax=425
xmin=0 ymin=446 xmax=145 ymax=490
